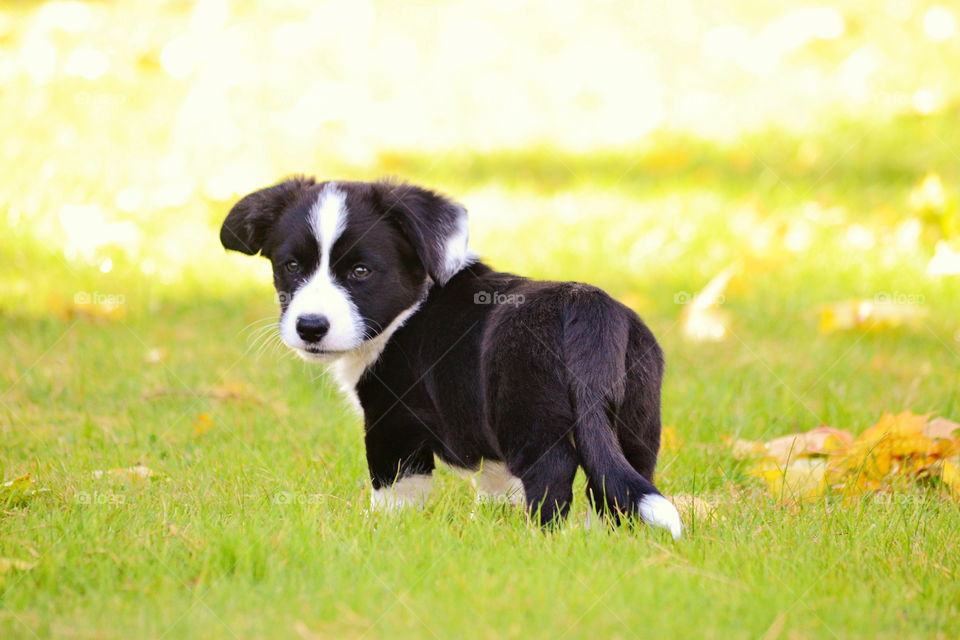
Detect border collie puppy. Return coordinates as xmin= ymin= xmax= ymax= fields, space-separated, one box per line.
xmin=221 ymin=178 xmax=681 ymax=538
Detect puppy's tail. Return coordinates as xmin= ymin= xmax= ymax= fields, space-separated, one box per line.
xmin=563 ymin=292 xmax=682 ymax=539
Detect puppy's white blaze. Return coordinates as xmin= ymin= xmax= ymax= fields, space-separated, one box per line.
xmin=309 ymin=184 xmax=347 ymax=255
xmin=281 ymin=185 xmax=364 ymax=354
xmin=638 ymin=494 xmax=683 ymax=540
xmin=437 ymin=211 xmax=476 ymax=284
xmin=475 ymin=461 xmax=525 ymax=505
xmin=370 ymin=474 xmax=432 ymax=511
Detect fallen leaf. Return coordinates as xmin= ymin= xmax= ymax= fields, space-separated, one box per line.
xmin=667 ymin=494 xmax=718 ymax=521
xmin=925 ymin=417 xmax=960 ymax=441
xmin=734 ymin=411 xmax=959 ymax=500
xmin=942 ymin=459 xmax=960 ymax=496
xmin=1 ymin=474 xmax=33 ymax=494
xmin=748 ymin=458 xmax=828 ymax=500
xmin=193 ymin=412 xmax=215 ymax=437
xmin=0 ymin=558 xmax=37 ymax=574
xmin=92 ymin=464 xmax=166 ymax=481
xmin=766 ymin=426 xmax=853 ymax=464
xmin=818 ymin=299 xmax=927 ymax=334
xmin=681 ymin=264 xmax=737 ymax=342
xmin=0 ymin=474 xmax=49 ymax=506
xmin=846 ymin=411 xmax=934 ymax=481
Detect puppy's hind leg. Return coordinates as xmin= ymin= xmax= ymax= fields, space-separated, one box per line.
xmin=488 ymin=375 xmax=579 ymax=525
xmin=513 ymin=441 xmax=579 ymax=526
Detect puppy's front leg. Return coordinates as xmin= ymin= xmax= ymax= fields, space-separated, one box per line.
xmin=365 ymin=418 xmax=435 ymax=511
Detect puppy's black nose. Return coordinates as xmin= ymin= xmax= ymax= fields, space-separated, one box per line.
xmin=296 ymin=314 xmax=330 ymax=343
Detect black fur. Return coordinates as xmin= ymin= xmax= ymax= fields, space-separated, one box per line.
xmin=359 ymin=266 xmax=665 ymax=524
xmin=221 ymin=178 xmax=670 ymax=529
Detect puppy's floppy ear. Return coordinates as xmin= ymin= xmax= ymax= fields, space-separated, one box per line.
xmin=378 ymin=181 xmax=474 ymax=285
xmin=220 ymin=176 xmax=315 ymax=255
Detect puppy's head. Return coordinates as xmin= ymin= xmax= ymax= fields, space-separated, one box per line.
xmin=221 ymin=178 xmax=473 ymax=361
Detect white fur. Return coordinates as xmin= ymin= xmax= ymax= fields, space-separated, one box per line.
xmin=449 ymin=460 xmax=526 ymax=505
xmin=475 ymin=461 xmax=525 ymax=505
xmin=436 ymin=211 xmax=477 ymax=284
xmin=281 ymin=185 xmax=365 ymax=355
xmin=638 ymin=494 xmax=683 ymax=539
xmin=370 ymin=473 xmax=432 ymax=510
xmin=329 ymin=299 xmax=425 ymax=410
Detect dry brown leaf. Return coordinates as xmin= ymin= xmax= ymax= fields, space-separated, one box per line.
xmin=925 ymin=417 xmax=960 ymax=441
xmin=766 ymin=426 xmax=853 ymax=464
xmin=736 ymin=411 xmax=960 ymax=500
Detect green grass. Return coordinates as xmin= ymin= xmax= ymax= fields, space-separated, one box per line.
xmin=3 ymin=120 xmax=960 ymax=638
xmin=4 ymin=0 xmax=960 ymax=634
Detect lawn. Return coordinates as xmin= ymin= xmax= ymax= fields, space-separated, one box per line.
xmin=3 ymin=1 xmax=960 ymax=638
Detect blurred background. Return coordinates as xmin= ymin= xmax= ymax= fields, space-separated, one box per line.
xmin=2 ymin=0 xmax=959 ymax=433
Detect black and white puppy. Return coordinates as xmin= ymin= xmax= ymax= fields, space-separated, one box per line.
xmin=221 ymin=178 xmax=681 ymax=538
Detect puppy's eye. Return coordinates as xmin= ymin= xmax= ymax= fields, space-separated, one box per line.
xmin=350 ymin=265 xmax=372 ymax=280
xmin=284 ymin=260 xmax=300 ymax=274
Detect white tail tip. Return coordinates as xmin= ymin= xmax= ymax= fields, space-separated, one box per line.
xmin=639 ymin=494 xmax=683 ymax=540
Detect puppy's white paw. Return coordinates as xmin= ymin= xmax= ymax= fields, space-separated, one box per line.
xmin=638 ymin=494 xmax=683 ymax=540
xmin=370 ymin=474 xmax=432 ymax=511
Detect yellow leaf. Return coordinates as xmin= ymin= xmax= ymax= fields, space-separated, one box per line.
xmin=749 ymin=458 xmax=828 ymax=500
xmin=845 ymin=411 xmax=940 ymax=483
xmin=0 ymin=474 xmax=48 ymax=505
xmin=942 ymin=460 xmax=960 ymax=496
xmin=1 ymin=474 xmax=33 ymax=493
xmin=193 ymin=412 xmax=215 ymax=437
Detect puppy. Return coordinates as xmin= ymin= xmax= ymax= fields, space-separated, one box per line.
xmin=221 ymin=178 xmax=681 ymax=538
